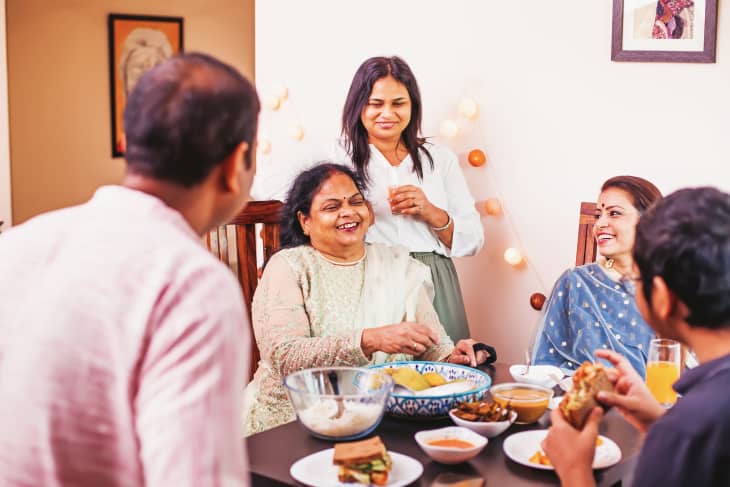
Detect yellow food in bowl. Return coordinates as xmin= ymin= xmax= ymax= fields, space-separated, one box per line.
xmin=491 ymin=383 xmax=552 ymax=424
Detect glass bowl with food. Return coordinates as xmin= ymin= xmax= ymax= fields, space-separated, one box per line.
xmin=490 ymin=382 xmax=553 ymax=424
xmin=284 ymin=367 xmax=393 ymax=441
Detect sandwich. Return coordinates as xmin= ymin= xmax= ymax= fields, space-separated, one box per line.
xmin=559 ymin=361 xmax=614 ymax=429
xmin=332 ymin=436 xmax=392 ymax=486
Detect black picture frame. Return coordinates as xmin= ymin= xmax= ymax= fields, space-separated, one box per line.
xmin=108 ymin=13 xmax=184 ymax=157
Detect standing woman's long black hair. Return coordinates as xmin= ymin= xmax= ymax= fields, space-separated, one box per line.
xmin=279 ymin=163 xmax=367 ymax=249
xmin=341 ymin=56 xmax=433 ymax=183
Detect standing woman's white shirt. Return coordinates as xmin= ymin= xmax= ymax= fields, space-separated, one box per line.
xmin=329 ymin=140 xmax=483 ymax=257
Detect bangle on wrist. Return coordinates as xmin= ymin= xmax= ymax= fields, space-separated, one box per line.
xmin=431 ymin=213 xmax=452 ymax=232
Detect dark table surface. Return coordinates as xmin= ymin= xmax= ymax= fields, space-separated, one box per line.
xmin=247 ymin=363 xmax=642 ymax=486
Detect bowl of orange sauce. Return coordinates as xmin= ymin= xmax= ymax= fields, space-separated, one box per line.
xmin=414 ymin=426 xmax=487 ymax=464
xmin=490 ymin=383 xmax=553 ymax=424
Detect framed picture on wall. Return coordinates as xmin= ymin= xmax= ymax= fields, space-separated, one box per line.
xmin=611 ymin=0 xmax=717 ymax=62
xmin=108 ymin=14 xmax=184 ymax=158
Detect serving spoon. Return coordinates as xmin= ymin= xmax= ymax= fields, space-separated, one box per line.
xmin=327 ymin=370 xmax=345 ymax=420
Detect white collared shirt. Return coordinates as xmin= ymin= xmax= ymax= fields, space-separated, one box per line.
xmin=332 ymin=141 xmax=484 ymax=257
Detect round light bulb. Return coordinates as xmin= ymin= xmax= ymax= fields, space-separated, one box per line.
xmin=504 ymin=247 xmax=523 ymax=266
xmin=439 ymin=119 xmax=458 ymax=138
xmin=258 ymin=139 xmax=271 ymax=155
xmin=288 ymin=125 xmax=305 ymax=141
xmin=272 ymin=83 xmax=289 ymax=100
xmin=265 ymin=95 xmax=281 ymax=111
xmin=458 ymin=98 xmax=478 ymax=119
xmin=484 ymin=198 xmax=502 ymax=216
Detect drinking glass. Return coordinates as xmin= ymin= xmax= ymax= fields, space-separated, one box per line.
xmin=645 ymin=338 xmax=681 ymax=408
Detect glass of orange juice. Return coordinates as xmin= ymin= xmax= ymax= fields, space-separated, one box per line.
xmin=646 ymin=338 xmax=681 ymax=408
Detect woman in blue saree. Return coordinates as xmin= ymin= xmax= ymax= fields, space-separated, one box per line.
xmin=532 ymin=176 xmax=662 ymax=378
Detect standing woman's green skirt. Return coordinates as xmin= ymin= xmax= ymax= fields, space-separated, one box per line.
xmin=410 ymin=251 xmax=470 ymax=342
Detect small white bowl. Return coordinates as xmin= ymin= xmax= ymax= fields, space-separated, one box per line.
xmin=414 ymin=426 xmax=487 ymax=464
xmin=448 ymin=409 xmax=517 ymax=438
xmin=509 ymin=364 xmax=563 ymax=388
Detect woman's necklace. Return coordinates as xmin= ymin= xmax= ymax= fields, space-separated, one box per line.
xmin=315 ymin=248 xmax=366 ymax=266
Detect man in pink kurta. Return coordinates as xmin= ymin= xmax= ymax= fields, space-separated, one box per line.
xmin=0 ymin=53 xmax=259 ymax=486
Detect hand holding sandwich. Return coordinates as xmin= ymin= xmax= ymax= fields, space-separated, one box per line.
xmin=594 ymin=349 xmax=665 ymax=434
xmin=543 ymin=406 xmax=603 ymax=487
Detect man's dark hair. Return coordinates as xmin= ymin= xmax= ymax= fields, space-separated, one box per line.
xmin=280 ymin=163 xmax=366 ymax=249
xmin=341 ymin=56 xmax=433 ymax=183
xmin=634 ymin=187 xmax=730 ymax=329
xmin=123 ymin=52 xmax=260 ymax=187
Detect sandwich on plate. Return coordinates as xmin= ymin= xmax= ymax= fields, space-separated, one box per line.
xmin=332 ymin=435 xmax=392 ymax=485
xmin=559 ymin=361 xmax=614 ymax=429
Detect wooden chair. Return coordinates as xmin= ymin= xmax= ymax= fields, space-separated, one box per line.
xmin=205 ymin=200 xmax=284 ymax=382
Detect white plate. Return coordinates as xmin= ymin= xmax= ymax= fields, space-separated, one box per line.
xmin=290 ymin=448 xmax=423 ymax=487
xmin=503 ymin=430 xmax=621 ymax=471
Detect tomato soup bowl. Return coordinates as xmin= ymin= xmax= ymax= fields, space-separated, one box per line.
xmin=414 ymin=426 xmax=488 ymax=464
xmin=490 ymin=383 xmax=553 ymax=424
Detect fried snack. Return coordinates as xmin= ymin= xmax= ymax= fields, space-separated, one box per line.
xmin=529 ymin=450 xmax=551 ymax=466
xmin=559 ymin=362 xmax=614 ymax=429
xmin=333 ymin=436 xmax=392 ymax=486
xmin=452 ymin=401 xmax=514 ymax=422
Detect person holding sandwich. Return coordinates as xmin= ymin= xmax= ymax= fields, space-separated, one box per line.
xmin=543 ymin=187 xmax=730 ymax=487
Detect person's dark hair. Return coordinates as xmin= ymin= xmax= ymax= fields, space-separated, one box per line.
xmin=123 ymin=52 xmax=260 ymax=187
xmin=341 ymin=56 xmax=433 ymax=183
xmin=601 ymin=176 xmax=662 ymax=213
xmin=633 ymin=187 xmax=730 ymax=329
xmin=280 ymin=163 xmax=367 ymax=249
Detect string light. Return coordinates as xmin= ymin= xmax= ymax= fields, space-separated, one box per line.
xmin=258 ymin=138 xmax=272 ymax=155
xmin=264 ymin=95 xmax=281 ymax=111
xmin=468 ymin=149 xmax=487 ymax=167
xmin=458 ymin=97 xmax=479 ymax=119
xmin=484 ymin=198 xmax=502 ymax=216
xmin=288 ymin=125 xmax=305 ymax=141
xmin=504 ymin=247 xmax=524 ymax=266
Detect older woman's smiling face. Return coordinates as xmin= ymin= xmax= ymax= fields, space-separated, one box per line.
xmin=298 ymin=171 xmax=371 ymax=263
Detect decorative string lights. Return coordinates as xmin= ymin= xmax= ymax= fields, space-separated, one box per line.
xmin=439 ymin=96 xmax=548 ymax=310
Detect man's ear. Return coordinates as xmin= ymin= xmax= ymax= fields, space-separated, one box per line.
xmin=219 ymin=141 xmax=249 ymax=193
xmin=650 ymin=275 xmax=676 ymax=321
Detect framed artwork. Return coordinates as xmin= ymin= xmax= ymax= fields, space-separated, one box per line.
xmin=611 ymin=0 xmax=717 ymax=63
xmin=108 ymin=14 xmax=184 ymax=157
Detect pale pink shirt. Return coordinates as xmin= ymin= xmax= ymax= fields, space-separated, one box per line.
xmin=0 ymin=186 xmax=250 ymax=486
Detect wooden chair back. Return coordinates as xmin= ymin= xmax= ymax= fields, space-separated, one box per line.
xmin=205 ymin=200 xmax=283 ymax=382
xmin=575 ymin=201 xmax=598 ymax=266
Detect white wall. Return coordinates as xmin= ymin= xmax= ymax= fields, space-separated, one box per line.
xmin=0 ymin=0 xmax=11 ymax=229
xmin=254 ymin=0 xmax=730 ymax=364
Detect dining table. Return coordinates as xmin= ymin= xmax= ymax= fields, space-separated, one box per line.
xmin=246 ymin=363 xmax=642 ymax=486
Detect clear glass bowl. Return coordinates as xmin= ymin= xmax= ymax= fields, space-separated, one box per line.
xmin=283 ymin=367 xmax=393 ymax=441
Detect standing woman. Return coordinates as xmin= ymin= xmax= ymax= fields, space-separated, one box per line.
xmin=337 ymin=56 xmax=484 ymax=342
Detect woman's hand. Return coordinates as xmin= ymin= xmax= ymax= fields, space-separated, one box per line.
xmin=542 ymin=407 xmax=602 ymax=487
xmin=361 ymin=322 xmax=439 ymax=358
xmin=389 ymin=185 xmax=448 ymax=227
xmin=594 ymin=349 xmax=665 ymax=433
xmin=447 ymin=339 xmax=489 ymax=367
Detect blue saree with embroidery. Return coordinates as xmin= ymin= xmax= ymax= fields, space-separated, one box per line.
xmin=532 ymin=263 xmax=654 ymax=378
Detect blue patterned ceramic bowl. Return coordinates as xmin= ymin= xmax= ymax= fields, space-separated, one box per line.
xmin=369 ymin=361 xmax=492 ymax=419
